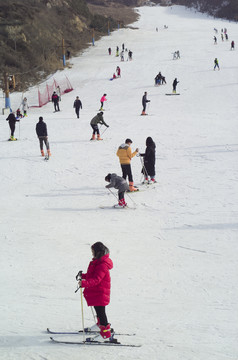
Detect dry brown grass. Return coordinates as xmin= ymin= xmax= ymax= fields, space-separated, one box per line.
xmin=88 ymin=3 xmax=139 ymax=26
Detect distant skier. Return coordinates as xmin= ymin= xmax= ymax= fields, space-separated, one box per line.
xmin=116 ymin=46 xmax=119 ymax=57
xmin=105 ymin=173 xmax=129 ymax=208
xmin=22 ymin=97 xmax=29 ymax=116
xmin=77 ymin=242 xmax=115 ymax=342
xmin=52 ymin=91 xmax=60 ymax=112
xmin=36 ymin=116 xmax=51 ymax=157
xmin=73 ymin=96 xmax=82 ymax=118
xmin=225 ymin=33 xmax=228 ymax=40
xmin=141 ymin=91 xmax=150 ymax=115
xmin=6 ymin=112 xmax=19 ymax=141
xmin=116 ymin=66 xmax=121 ymax=77
xmin=231 ymin=40 xmax=235 ymax=50
xmin=90 ymin=112 xmax=109 ymax=140
xmin=221 ymin=33 xmax=224 ymax=41
xmin=139 ymin=137 xmax=156 ymax=184
xmin=108 ymin=47 xmax=111 ymax=55
xmin=128 ymin=50 xmax=133 ymax=60
xmin=172 ymin=78 xmax=179 ymax=93
xmin=214 ymin=58 xmax=220 ymax=70
xmin=56 ymin=86 xmax=61 ymax=101
xmin=100 ymin=94 xmax=107 ymax=111
xmin=116 ymin=138 xmax=139 ymax=192
xmin=214 ymin=36 xmax=217 ymax=44
xmin=16 ymin=108 xmax=23 ymax=119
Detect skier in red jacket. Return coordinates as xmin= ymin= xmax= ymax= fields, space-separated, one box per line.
xmin=78 ymin=242 xmax=114 ymax=341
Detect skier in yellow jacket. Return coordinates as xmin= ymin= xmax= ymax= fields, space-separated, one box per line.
xmin=116 ymin=138 xmax=139 ymax=192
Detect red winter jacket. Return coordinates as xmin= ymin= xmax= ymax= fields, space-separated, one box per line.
xmin=81 ymin=254 xmax=113 ymax=306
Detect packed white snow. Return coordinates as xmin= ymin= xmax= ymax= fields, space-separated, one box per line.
xmin=0 ymin=5 xmax=238 ymax=360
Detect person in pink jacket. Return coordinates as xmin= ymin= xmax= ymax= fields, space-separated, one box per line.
xmin=78 ymin=242 xmax=114 ymax=340
xmin=100 ymin=94 xmax=107 ymax=110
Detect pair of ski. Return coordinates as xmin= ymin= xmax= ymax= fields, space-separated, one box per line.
xmin=47 ymin=328 xmax=141 ymax=347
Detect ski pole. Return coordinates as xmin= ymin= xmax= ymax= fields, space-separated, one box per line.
xmin=139 ymin=154 xmax=149 ymax=182
xmin=107 ymin=187 xmax=118 ymax=200
xmin=147 ymin=101 xmax=150 ymax=114
xmin=126 ymin=192 xmax=137 ymax=208
xmin=90 ymin=306 xmax=97 ymax=324
xmin=75 ymin=270 xmax=85 ymax=342
xmin=101 ymin=126 xmax=109 ymax=136
xmin=80 ymin=287 xmax=86 ymax=342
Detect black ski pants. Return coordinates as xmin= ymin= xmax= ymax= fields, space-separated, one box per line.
xmin=91 ymin=124 xmax=99 ymax=135
xmin=53 ymin=101 xmax=60 ymax=111
xmin=38 ymin=136 xmax=50 ymax=150
xmin=94 ymin=306 xmax=108 ymax=326
xmin=121 ymin=164 xmax=133 ymax=182
xmin=119 ymin=191 xmax=125 ymax=200
xmin=75 ymin=107 xmax=80 ymax=118
xmin=9 ymin=122 xmax=15 ymax=136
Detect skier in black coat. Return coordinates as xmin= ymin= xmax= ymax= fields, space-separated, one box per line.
xmin=140 ymin=137 xmax=156 ymax=183
xmin=36 ymin=116 xmax=51 ymax=157
xmin=6 ymin=112 xmax=19 ymax=140
xmin=141 ymin=92 xmax=150 ymax=115
xmin=172 ymin=78 xmax=179 ymax=93
xmin=73 ymin=96 xmax=82 ymax=118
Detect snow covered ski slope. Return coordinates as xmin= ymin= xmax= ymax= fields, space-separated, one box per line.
xmin=0 ymin=5 xmax=238 ymax=360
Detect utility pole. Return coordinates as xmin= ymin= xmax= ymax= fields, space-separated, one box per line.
xmin=62 ymin=38 xmax=66 ymax=66
xmin=4 ymin=72 xmax=12 ymax=111
xmin=92 ymin=28 xmax=95 ymax=46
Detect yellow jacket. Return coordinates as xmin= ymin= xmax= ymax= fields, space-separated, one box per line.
xmin=116 ymin=143 xmax=138 ymax=164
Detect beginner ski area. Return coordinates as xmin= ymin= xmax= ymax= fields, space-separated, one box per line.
xmin=0 ymin=5 xmax=238 ymax=360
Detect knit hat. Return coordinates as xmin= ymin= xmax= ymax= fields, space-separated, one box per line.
xmin=105 ymin=173 xmax=111 ymax=182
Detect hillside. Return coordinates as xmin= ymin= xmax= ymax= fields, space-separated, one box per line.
xmin=0 ymin=0 xmax=137 ymax=91
xmin=171 ymin=0 xmax=238 ymax=21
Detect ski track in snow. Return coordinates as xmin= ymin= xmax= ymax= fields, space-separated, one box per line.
xmin=0 ymin=5 xmax=238 ymax=360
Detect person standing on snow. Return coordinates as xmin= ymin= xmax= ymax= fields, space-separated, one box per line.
xmin=56 ymin=86 xmax=61 ymax=101
xmin=214 ymin=58 xmax=220 ymax=70
xmin=51 ymin=91 xmax=60 ymax=112
xmin=116 ymin=138 xmax=139 ymax=192
xmin=100 ymin=94 xmax=107 ymax=111
xmin=231 ymin=41 xmax=235 ymax=50
xmin=90 ymin=112 xmax=109 ymax=140
xmin=105 ymin=173 xmax=129 ymax=208
xmin=6 ymin=112 xmax=19 ymax=141
xmin=22 ymin=97 xmax=29 ymax=116
xmin=73 ymin=96 xmax=82 ymax=118
xmin=78 ymin=242 xmax=115 ymax=342
xmin=141 ymin=91 xmax=150 ymax=115
xmin=139 ymin=137 xmax=156 ymax=184
xmin=36 ymin=116 xmax=51 ymax=157
xmin=116 ymin=66 xmax=121 ymax=77
xmin=172 ymin=78 xmax=179 ymax=93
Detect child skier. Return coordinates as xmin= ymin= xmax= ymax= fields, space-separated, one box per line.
xmin=22 ymin=97 xmax=29 ymax=116
xmin=36 ymin=116 xmax=51 ymax=157
xmin=100 ymin=94 xmax=107 ymax=111
xmin=214 ymin=58 xmax=220 ymax=70
xmin=90 ymin=112 xmax=109 ymax=140
xmin=78 ymin=242 xmax=115 ymax=342
xmin=116 ymin=66 xmax=121 ymax=77
xmin=140 ymin=137 xmax=156 ymax=184
xmin=105 ymin=173 xmax=129 ymax=208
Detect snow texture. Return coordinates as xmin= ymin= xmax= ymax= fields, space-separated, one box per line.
xmin=0 ymin=5 xmax=238 ymax=360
